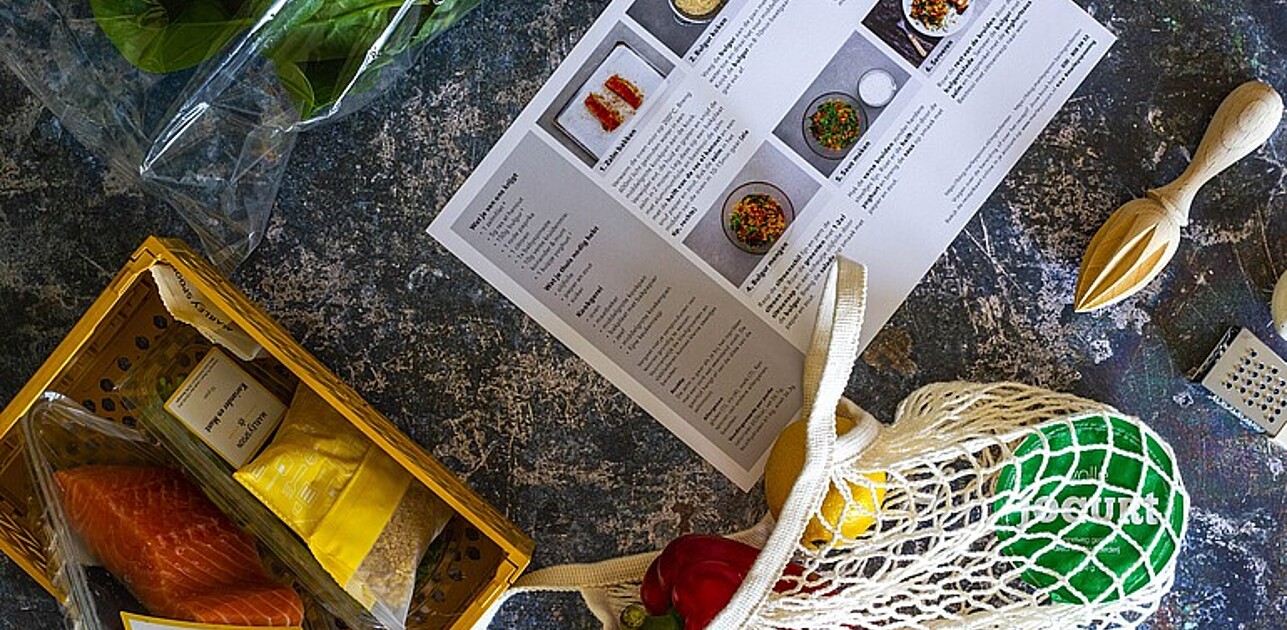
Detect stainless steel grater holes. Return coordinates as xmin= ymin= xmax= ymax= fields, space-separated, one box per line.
xmin=1193 ymin=327 xmax=1287 ymax=445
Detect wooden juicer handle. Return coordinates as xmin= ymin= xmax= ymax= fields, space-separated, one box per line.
xmin=1148 ymin=80 xmax=1284 ymax=226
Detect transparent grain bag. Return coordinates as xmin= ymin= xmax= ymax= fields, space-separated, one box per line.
xmin=0 ymin=0 xmax=482 ymax=271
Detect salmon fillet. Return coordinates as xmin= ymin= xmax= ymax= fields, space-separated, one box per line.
xmin=584 ymin=92 xmax=624 ymax=131
xmin=55 ymin=465 xmax=304 ymax=626
xmin=604 ymin=75 xmax=644 ymax=110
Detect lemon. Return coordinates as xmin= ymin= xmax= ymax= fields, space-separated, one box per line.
xmin=764 ymin=415 xmax=887 ymax=548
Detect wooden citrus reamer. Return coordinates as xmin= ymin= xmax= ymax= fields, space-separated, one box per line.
xmin=1074 ymin=80 xmax=1284 ymax=313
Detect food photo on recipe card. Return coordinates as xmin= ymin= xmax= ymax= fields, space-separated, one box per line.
xmin=428 ymin=0 xmax=1115 ymax=490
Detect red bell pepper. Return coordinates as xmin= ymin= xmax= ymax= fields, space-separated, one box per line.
xmin=640 ymin=534 xmax=817 ymax=630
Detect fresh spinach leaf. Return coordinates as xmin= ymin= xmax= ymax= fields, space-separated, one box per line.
xmin=262 ymin=0 xmax=436 ymax=118
xmin=91 ymin=0 xmax=253 ymax=73
xmin=90 ymin=0 xmax=482 ymax=119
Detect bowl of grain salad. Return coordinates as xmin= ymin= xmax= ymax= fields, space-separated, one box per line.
xmin=721 ymin=182 xmax=795 ymax=255
xmin=802 ymin=92 xmax=867 ymax=160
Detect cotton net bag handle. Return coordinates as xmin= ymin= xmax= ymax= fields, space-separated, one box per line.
xmin=472 ymin=257 xmax=871 ymax=628
xmin=707 ymin=256 xmax=876 ymax=629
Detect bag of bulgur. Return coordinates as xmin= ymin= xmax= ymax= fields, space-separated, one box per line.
xmin=235 ymin=386 xmax=452 ymax=630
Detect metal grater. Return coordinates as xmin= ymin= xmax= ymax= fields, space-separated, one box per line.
xmin=1192 ymin=327 xmax=1287 ymax=448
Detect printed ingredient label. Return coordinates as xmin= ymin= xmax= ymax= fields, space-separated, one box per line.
xmin=164 ymin=348 xmax=287 ymax=467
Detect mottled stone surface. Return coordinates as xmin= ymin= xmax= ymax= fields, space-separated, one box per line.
xmin=0 ymin=0 xmax=1284 ymax=628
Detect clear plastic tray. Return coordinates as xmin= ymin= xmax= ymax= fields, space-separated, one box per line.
xmin=21 ymin=394 xmax=337 ymax=630
xmin=116 ymin=327 xmax=383 ymax=628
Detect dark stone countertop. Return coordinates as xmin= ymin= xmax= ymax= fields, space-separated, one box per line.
xmin=0 ymin=0 xmax=1284 ymax=628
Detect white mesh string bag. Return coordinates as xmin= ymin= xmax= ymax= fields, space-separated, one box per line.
xmin=484 ymin=257 xmax=1189 ymax=630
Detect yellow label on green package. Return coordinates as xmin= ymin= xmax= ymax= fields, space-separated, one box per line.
xmin=120 ymin=612 xmax=301 ymax=630
xmin=163 ymin=347 xmax=287 ymax=468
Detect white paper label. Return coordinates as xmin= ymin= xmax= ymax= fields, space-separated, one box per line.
xmin=164 ymin=348 xmax=286 ymax=467
xmin=121 ymin=611 xmax=301 ymax=630
xmin=150 ymin=264 xmax=264 ymax=361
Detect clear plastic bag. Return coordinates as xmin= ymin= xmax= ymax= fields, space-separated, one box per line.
xmin=0 ymin=0 xmax=482 ymax=271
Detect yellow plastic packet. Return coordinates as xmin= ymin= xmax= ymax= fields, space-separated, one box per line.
xmin=234 ymin=387 xmax=451 ymax=630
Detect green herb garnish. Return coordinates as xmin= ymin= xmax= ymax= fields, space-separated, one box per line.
xmin=808 ymin=99 xmax=862 ymax=152
xmin=729 ymin=193 xmax=787 ymax=251
xmin=91 ymin=0 xmax=481 ymax=118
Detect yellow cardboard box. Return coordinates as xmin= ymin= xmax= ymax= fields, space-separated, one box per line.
xmin=0 ymin=237 xmax=531 ymax=629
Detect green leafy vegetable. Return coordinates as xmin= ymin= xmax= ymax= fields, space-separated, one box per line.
xmin=91 ymin=0 xmax=481 ymax=118
xmin=90 ymin=0 xmax=256 ymax=73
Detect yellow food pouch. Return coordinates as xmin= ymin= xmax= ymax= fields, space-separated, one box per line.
xmin=234 ymin=387 xmax=450 ymax=630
